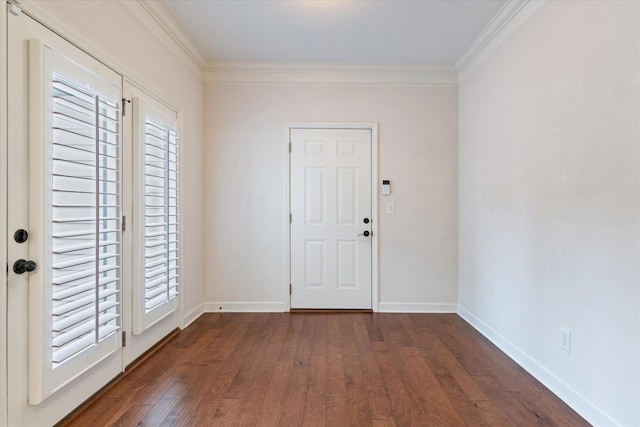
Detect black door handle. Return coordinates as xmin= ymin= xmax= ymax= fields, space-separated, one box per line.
xmin=13 ymin=259 xmax=37 ymax=274
xmin=14 ymin=229 xmax=29 ymax=243
xmin=358 ymin=231 xmax=371 ymax=237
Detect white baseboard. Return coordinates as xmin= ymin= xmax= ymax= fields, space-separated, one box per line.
xmin=183 ymin=303 xmax=204 ymax=328
xmin=457 ymin=305 xmax=619 ymax=427
xmin=377 ymin=302 xmax=457 ymax=313
xmin=203 ymin=301 xmax=287 ymax=313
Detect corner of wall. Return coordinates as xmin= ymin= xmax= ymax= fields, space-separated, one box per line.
xmin=455 ymin=0 xmax=550 ymax=84
xmin=183 ymin=303 xmax=205 ymax=328
xmin=457 ymin=305 xmax=619 ymax=427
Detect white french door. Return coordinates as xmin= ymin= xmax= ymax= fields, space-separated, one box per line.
xmin=7 ymin=12 xmax=123 ymax=425
xmin=6 ymin=12 xmax=181 ymax=425
xmin=290 ymin=128 xmax=373 ymax=309
xmin=121 ymin=82 xmax=181 ymax=366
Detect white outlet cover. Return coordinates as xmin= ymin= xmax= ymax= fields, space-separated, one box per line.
xmin=560 ymin=327 xmax=571 ymax=353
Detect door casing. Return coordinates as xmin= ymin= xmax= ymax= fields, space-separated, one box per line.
xmin=0 ymin=2 xmax=8 ymax=427
xmin=285 ymin=122 xmax=379 ymax=312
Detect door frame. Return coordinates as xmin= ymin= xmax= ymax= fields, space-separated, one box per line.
xmin=0 ymin=2 xmax=8 ymax=427
xmin=284 ymin=122 xmax=379 ymax=312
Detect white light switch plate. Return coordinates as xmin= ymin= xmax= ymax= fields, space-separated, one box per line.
xmin=386 ymin=202 xmax=395 ymax=215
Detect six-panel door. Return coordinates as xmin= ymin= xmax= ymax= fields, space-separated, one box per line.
xmin=290 ymin=128 xmax=372 ymax=309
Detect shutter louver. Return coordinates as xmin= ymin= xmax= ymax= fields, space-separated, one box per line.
xmin=143 ymin=119 xmax=179 ymax=311
xmin=50 ymin=74 xmax=120 ymax=366
xmin=133 ymin=97 xmax=179 ymax=334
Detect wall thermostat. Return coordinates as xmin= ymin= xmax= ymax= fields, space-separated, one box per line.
xmin=382 ymin=180 xmax=391 ymax=196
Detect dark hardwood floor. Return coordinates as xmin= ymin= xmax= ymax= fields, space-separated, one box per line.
xmin=61 ymin=313 xmax=590 ymax=426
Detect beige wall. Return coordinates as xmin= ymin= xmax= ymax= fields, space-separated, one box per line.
xmin=458 ymin=1 xmax=639 ymax=425
xmin=203 ymin=84 xmax=458 ymax=310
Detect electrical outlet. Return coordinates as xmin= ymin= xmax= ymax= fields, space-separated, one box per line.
xmin=560 ymin=328 xmax=571 ymax=353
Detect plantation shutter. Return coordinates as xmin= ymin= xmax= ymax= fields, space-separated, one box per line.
xmin=29 ymin=40 xmax=122 ymax=402
xmin=132 ymin=97 xmax=179 ymax=334
xmin=50 ymin=75 xmax=120 ymax=362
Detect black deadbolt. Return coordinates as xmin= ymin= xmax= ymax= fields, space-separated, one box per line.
xmin=13 ymin=259 xmax=37 ymax=274
xmin=14 ymin=229 xmax=29 ymax=243
xmin=363 ymin=218 xmax=370 ymax=224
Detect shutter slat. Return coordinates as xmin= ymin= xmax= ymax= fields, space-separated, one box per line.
xmin=52 ymin=319 xmax=95 ymax=347
xmin=145 ymin=256 xmax=168 ymax=269
xmin=145 ymin=266 xmax=167 ymax=280
xmin=49 ymin=73 xmax=121 ymax=366
xmin=53 ymin=294 xmax=94 ymax=316
xmin=53 ymin=281 xmax=95 ymax=300
xmin=52 ymin=306 xmax=94 ymax=332
xmin=53 ymin=251 xmax=118 ymax=269
xmin=98 ymin=324 xmax=118 ymax=341
xmin=52 ymin=335 xmax=95 ymax=364
xmin=145 ymin=275 xmax=167 ymax=289
xmin=146 ymin=293 xmax=169 ymax=311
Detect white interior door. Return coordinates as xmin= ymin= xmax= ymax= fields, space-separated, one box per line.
xmin=7 ymin=12 xmax=123 ymax=425
xmin=290 ymin=128 xmax=372 ymax=309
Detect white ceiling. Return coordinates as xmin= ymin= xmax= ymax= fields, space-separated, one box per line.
xmin=158 ymin=0 xmax=507 ymax=65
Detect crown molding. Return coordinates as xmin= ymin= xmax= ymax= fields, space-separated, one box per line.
xmin=455 ymin=0 xmax=550 ymax=84
xmin=135 ymin=0 xmax=207 ymax=70
xmin=204 ymin=62 xmax=458 ymax=87
xmin=14 ymin=0 xmax=204 ymax=82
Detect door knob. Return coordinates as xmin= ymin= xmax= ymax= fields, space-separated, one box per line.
xmin=14 ymin=229 xmax=29 ymax=243
xmin=13 ymin=259 xmax=37 ymax=274
xmin=363 ymin=218 xmax=370 ymax=224
xmin=358 ymin=230 xmax=371 ymax=237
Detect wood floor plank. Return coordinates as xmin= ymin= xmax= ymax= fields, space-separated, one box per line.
xmin=310 ymin=314 xmax=328 ymax=358
xmin=60 ymin=313 xmax=590 ymax=427
xmin=339 ymin=314 xmax=361 ymax=367
xmin=381 ymin=376 xmax=425 ymax=427
xmin=254 ymin=398 xmax=284 ymax=426
xmin=354 ymin=331 xmax=393 ymax=420
xmin=344 ymin=365 xmax=373 ymax=426
xmin=325 ymin=396 xmax=349 ymax=427
xmin=112 ymin=404 xmax=153 ymax=426
xmin=301 ymin=355 xmax=327 ymax=427
xmin=279 ymin=364 xmax=308 ymax=426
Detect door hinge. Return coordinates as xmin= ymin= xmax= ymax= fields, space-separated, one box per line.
xmin=122 ymin=331 xmax=127 ymax=347
xmin=122 ymin=215 xmax=127 ymax=232
xmin=289 ymin=284 xmax=292 ymax=295
xmin=289 ymin=213 xmax=292 ymax=224
xmin=289 ymin=142 xmax=292 ymax=153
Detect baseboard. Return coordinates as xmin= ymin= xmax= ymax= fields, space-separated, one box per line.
xmin=183 ymin=303 xmax=204 ymax=328
xmin=203 ymin=301 xmax=287 ymax=313
xmin=457 ymin=305 xmax=619 ymax=427
xmin=377 ymin=302 xmax=457 ymax=313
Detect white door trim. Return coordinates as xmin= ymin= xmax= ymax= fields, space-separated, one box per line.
xmin=284 ymin=122 xmax=379 ymax=312
xmin=0 ymin=2 xmax=8 ymax=426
